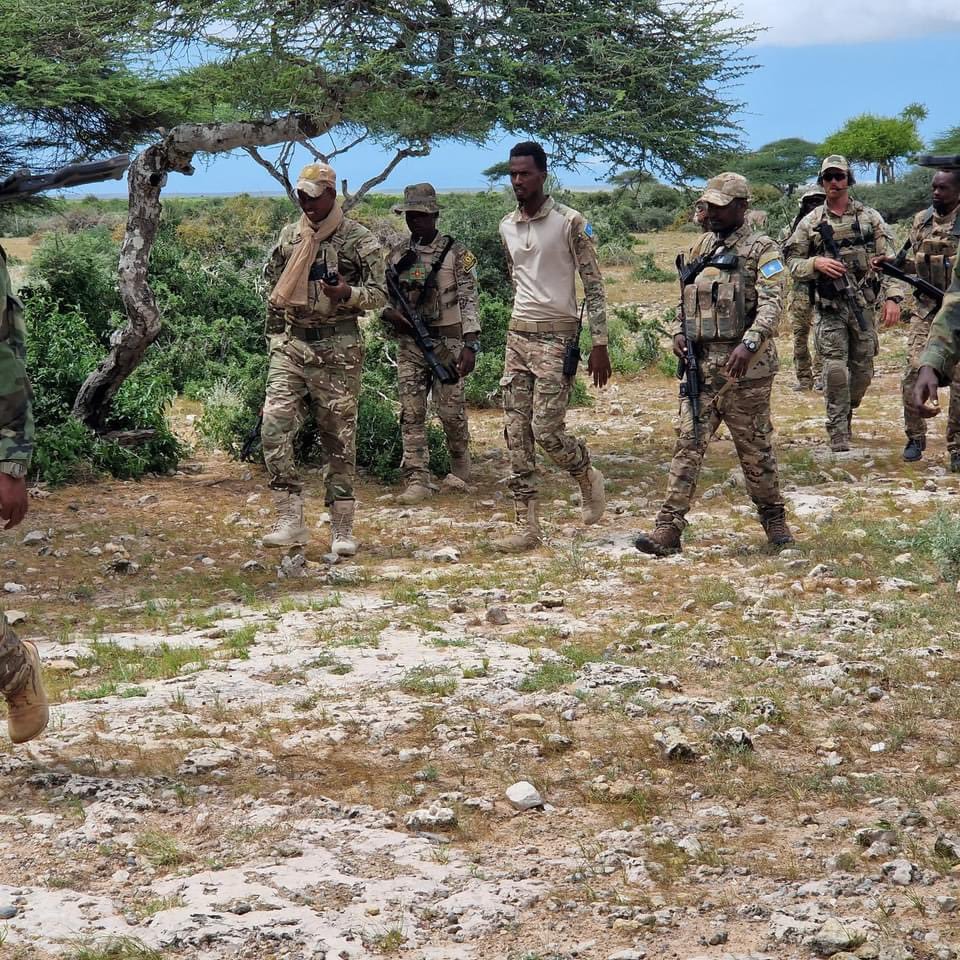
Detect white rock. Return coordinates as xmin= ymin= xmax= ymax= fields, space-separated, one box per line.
xmin=430 ymin=546 xmax=461 ymax=563
xmin=21 ymin=530 xmax=47 ymax=545
xmin=3 ymin=582 xmax=25 ymax=594
xmin=505 ymin=780 xmax=543 ymax=811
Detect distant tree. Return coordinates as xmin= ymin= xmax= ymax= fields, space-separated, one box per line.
xmin=482 ymin=161 xmax=512 ymax=182
xmin=821 ymin=104 xmax=927 ymax=183
xmin=929 ymin=126 xmax=960 ymax=155
xmin=732 ymin=138 xmax=821 ymax=195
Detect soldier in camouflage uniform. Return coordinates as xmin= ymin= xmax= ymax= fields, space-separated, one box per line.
xmin=494 ymin=141 xmax=611 ymax=552
xmin=634 ymin=173 xmax=793 ymax=557
xmin=914 ymin=242 xmax=960 ymax=421
xmin=382 ymin=183 xmax=480 ymax=504
xmin=778 ymin=186 xmax=825 ymax=390
xmin=784 ymin=156 xmax=906 ymax=452
xmin=875 ymin=169 xmax=960 ymax=467
xmin=0 ymin=244 xmax=48 ymax=743
xmin=260 ymin=162 xmax=387 ymax=555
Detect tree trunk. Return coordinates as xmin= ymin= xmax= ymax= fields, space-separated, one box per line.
xmin=72 ymin=114 xmax=330 ymax=431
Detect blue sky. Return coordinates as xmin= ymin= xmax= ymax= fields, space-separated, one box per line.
xmin=79 ymin=22 xmax=960 ymax=196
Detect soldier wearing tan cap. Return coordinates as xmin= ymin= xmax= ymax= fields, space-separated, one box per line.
xmin=783 ymin=155 xmax=906 ymax=451
xmin=635 ymin=171 xmax=793 ymax=557
xmin=382 ymin=183 xmax=481 ymax=503
xmin=260 ymin=162 xmax=387 ymax=555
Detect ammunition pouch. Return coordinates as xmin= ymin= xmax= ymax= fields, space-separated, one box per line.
xmin=683 ymin=267 xmax=747 ymax=343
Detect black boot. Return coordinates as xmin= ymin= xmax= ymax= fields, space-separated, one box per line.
xmin=903 ymin=437 xmax=925 ymax=462
xmin=951 ymin=452 xmax=960 ymax=473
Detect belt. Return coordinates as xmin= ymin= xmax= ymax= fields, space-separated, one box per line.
xmin=288 ymin=319 xmax=359 ymax=342
xmin=509 ymin=319 xmax=579 ymax=335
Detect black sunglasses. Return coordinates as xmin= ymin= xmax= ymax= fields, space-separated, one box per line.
xmin=822 ymin=171 xmax=847 ymax=182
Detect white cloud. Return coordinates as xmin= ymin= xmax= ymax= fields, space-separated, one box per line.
xmin=732 ymin=0 xmax=960 ymax=46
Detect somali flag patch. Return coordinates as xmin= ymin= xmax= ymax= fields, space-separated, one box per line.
xmin=584 ymin=222 xmax=594 ymax=238
xmin=759 ymin=257 xmax=784 ymax=279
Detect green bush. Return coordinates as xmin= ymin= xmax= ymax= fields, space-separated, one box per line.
xmin=912 ymin=510 xmax=960 ymax=581
xmin=631 ymin=252 xmax=674 ymax=283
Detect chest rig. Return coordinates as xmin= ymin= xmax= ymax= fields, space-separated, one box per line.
xmin=682 ymin=247 xmax=746 ymax=343
xmin=395 ymin=236 xmax=456 ymax=324
xmin=815 ymin=209 xmax=879 ymax=304
xmin=912 ymin=208 xmax=960 ymax=291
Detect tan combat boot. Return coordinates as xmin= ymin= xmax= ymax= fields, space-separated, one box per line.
xmin=493 ymin=500 xmax=542 ymax=553
xmin=829 ymin=433 xmax=850 ymax=453
xmin=450 ymin=452 xmax=472 ymax=483
xmin=1 ymin=625 xmax=49 ymax=744
xmin=576 ymin=466 xmax=605 ymax=525
xmin=396 ymin=483 xmax=433 ymax=505
xmin=633 ymin=525 xmax=682 ymax=557
xmin=263 ymin=490 xmax=309 ymax=547
xmin=330 ymin=499 xmax=357 ymax=557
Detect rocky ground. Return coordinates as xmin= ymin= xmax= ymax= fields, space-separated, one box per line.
xmin=3 ymin=288 xmax=960 ymax=960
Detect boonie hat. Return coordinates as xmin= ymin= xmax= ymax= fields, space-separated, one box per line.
xmin=699 ymin=172 xmax=750 ymax=207
xmin=393 ymin=182 xmax=441 ymax=215
xmin=295 ymin=162 xmax=337 ymax=197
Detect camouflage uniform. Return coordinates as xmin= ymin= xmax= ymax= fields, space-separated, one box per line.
xmin=778 ymin=213 xmax=821 ymax=388
xmin=261 ymin=215 xmax=386 ymax=504
xmin=918 ymin=243 xmax=960 ymax=377
xmin=657 ymin=214 xmax=787 ymax=534
xmin=900 ymin=204 xmax=960 ymax=451
xmin=498 ymin=196 xmax=607 ymax=503
xmin=0 ymin=245 xmax=47 ymax=743
xmin=784 ymin=198 xmax=904 ymax=444
xmin=386 ymin=185 xmax=479 ymax=488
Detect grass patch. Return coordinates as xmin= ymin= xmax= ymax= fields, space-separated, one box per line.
xmin=913 ymin=509 xmax=960 ymax=581
xmin=68 ymin=939 xmax=164 ymax=960
xmin=399 ymin=665 xmax=458 ymax=697
xmin=136 ymin=830 xmax=193 ymax=867
xmin=631 ymin=251 xmax=674 ymax=283
xmin=222 ymin=624 xmax=257 ymax=660
xmin=517 ymin=659 xmax=575 ymax=692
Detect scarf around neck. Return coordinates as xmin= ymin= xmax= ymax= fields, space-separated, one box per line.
xmin=269 ymin=205 xmax=345 ymax=309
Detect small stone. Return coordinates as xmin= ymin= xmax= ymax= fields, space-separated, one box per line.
xmin=711 ymin=726 xmax=753 ymax=751
xmin=486 ymin=606 xmax=509 ymax=625
xmin=881 ymin=857 xmax=918 ymax=886
xmin=934 ymin=833 xmax=960 ymax=864
xmin=806 ymin=917 xmax=865 ymax=955
xmin=654 ymin=725 xmax=697 ymax=761
xmin=706 ymin=929 xmax=728 ymax=945
xmin=21 ymin=530 xmax=47 ymax=545
xmin=430 ymin=546 xmax=460 ymax=564
xmin=505 ymin=780 xmax=543 ymax=811
xmin=937 ymin=895 xmax=958 ymax=914
xmin=137 ymin=494 xmax=159 ymax=506
xmin=512 ymin=713 xmax=546 ymax=728
xmin=273 ymin=840 xmax=303 ymax=857
xmin=448 ymin=598 xmax=467 ymax=613
xmin=229 ymin=902 xmax=253 ymax=915
xmin=607 ymin=951 xmax=646 ymax=960
xmin=3 ymin=610 xmax=26 ymax=625
xmin=0 ymin=905 xmax=17 ymax=919
xmin=3 ymin=582 xmax=25 ymax=594
xmin=241 ymin=559 xmax=263 ymax=571
xmin=405 ymin=804 xmax=457 ymax=830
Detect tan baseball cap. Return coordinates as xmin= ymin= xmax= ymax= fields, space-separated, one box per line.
xmin=699 ymin=172 xmax=750 ymax=206
xmin=295 ymin=162 xmax=337 ymax=197
xmin=393 ymin=182 xmax=441 ymax=215
xmin=819 ymin=155 xmax=850 ymax=175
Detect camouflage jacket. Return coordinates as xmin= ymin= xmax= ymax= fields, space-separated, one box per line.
xmin=386 ymin=233 xmax=480 ymax=335
xmin=263 ymin=216 xmax=387 ymax=333
xmin=670 ymin=222 xmax=785 ymax=380
xmin=783 ymin=199 xmax=906 ymax=312
xmin=904 ymin=203 xmax=960 ymax=318
xmin=499 ymin=197 xmax=608 ymax=344
xmin=918 ymin=242 xmax=960 ymax=380
xmin=0 ymin=246 xmax=33 ymax=467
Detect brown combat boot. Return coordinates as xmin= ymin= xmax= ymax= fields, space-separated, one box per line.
xmin=397 ymin=482 xmax=433 ymax=505
xmin=576 ymin=466 xmax=605 ymax=525
xmin=330 ymin=499 xmax=357 ymax=557
xmin=493 ymin=500 xmax=542 ymax=553
xmin=633 ymin=525 xmax=681 ymax=557
xmin=450 ymin=452 xmax=472 ymax=483
xmin=1 ymin=624 xmax=48 ymax=744
xmin=760 ymin=507 xmax=795 ymax=548
xmin=829 ymin=433 xmax=850 ymax=453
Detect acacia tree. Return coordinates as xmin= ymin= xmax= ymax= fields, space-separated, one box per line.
xmin=732 ymin=138 xmax=821 ymax=195
xmin=822 ymin=104 xmax=927 ymax=184
xmin=52 ymin=0 xmax=759 ymax=428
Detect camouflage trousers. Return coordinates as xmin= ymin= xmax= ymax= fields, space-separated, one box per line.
xmin=814 ymin=306 xmax=878 ymax=440
xmin=262 ymin=329 xmax=363 ymax=504
xmin=656 ymin=373 xmax=783 ymax=532
xmin=397 ymin=332 xmax=468 ymax=485
xmin=902 ymin=312 xmax=960 ymax=450
xmin=787 ymin=285 xmax=821 ymax=385
xmin=501 ymin=330 xmax=590 ymax=503
xmin=0 ymin=615 xmax=30 ymax=696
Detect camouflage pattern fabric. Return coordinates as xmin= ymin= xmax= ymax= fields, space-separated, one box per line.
xmin=261 ymin=331 xmax=364 ymax=504
xmin=0 ymin=247 xmax=33 ymax=466
xmin=0 ymin=614 xmax=30 ymax=696
xmin=262 ymin=216 xmax=386 ymax=336
xmin=903 ymin=311 xmax=960 ymax=449
xmin=784 ymin=200 xmax=904 ymax=439
xmin=397 ymin=333 xmax=469 ymax=485
xmin=786 ymin=285 xmax=821 ymax=385
xmin=918 ymin=242 xmax=960 ymax=382
xmin=500 ymin=331 xmax=590 ymax=503
xmin=656 ymin=374 xmax=783 ymax=532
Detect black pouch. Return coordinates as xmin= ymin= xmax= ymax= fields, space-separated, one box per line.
xmin=562 ymin=339 xmax=581 ymax=378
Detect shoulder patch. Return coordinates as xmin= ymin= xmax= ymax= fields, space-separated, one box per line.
xmin=583 ymin=222 xmax=594 ymax=238
xmin=459 ymin=249 xmax=477 ymax=272
xmin=758 ymin=250 xmax=784 ymax=280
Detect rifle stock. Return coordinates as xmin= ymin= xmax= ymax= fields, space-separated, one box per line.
xmin=0 ymin=155 xmax=129 ymax=203
xmin=877 ymin=261 xmax=944 ymax=310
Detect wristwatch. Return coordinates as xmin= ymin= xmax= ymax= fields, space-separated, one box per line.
xmin=742 ymin=337 xmax=760 ymax=354
xmin=0 ymin=461 xmax=27 ymax=479
xmin=463 ymin=339 xmax=481 ymax=354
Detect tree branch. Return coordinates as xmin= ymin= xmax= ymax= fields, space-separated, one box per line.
xmin=341 ymin=143 xmax=430 ymax=212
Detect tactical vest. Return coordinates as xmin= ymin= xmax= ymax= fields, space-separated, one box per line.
xmin=682 ymin=257 xmax=747 ymax=343
xmin=396 ymin=236 xmax=460 ymax=326
xmin=912 ymin=208 xmax=960 ymax=291
xmin=816 ymin=211 xmax=880 ymax=305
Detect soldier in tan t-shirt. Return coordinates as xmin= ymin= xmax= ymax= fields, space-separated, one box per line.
xmin=493 ymin=141 xmax=612 ymax=552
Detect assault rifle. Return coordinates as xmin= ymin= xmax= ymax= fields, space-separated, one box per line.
xmin=0 ymin=155 xmax=129 ymax=203
xmin=385 ymin=259 xmax=459 ymax=386
xmin=675 ymin=244 xmax=738 ymax=442
xmin=813 ymin=221 xmax=870 ymax=332
xmin=240 ymin=409 xmax=264 ymax=462
xmin=876 ymin=261 xmax=944 ymax=311
xmin=915 ymin=154 xmax=960 ymax=171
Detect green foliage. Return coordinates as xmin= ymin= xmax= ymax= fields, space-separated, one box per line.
xmin=822 ymin=105 xmax=926 ymax=183
xmin=731 ymin=138 xmax=821 ymax=194
xmin=67 ymin=938 xmax=163 ymax=960
xmin=930 ymin=126 xmax=960 ymax=154
xmin=912 ymin=510 xmax=960 ymax=582
xmin=631 ymin=252 xmax=674 ymax=283
xmin=852 ymin=169 xmax=933 ymax=224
